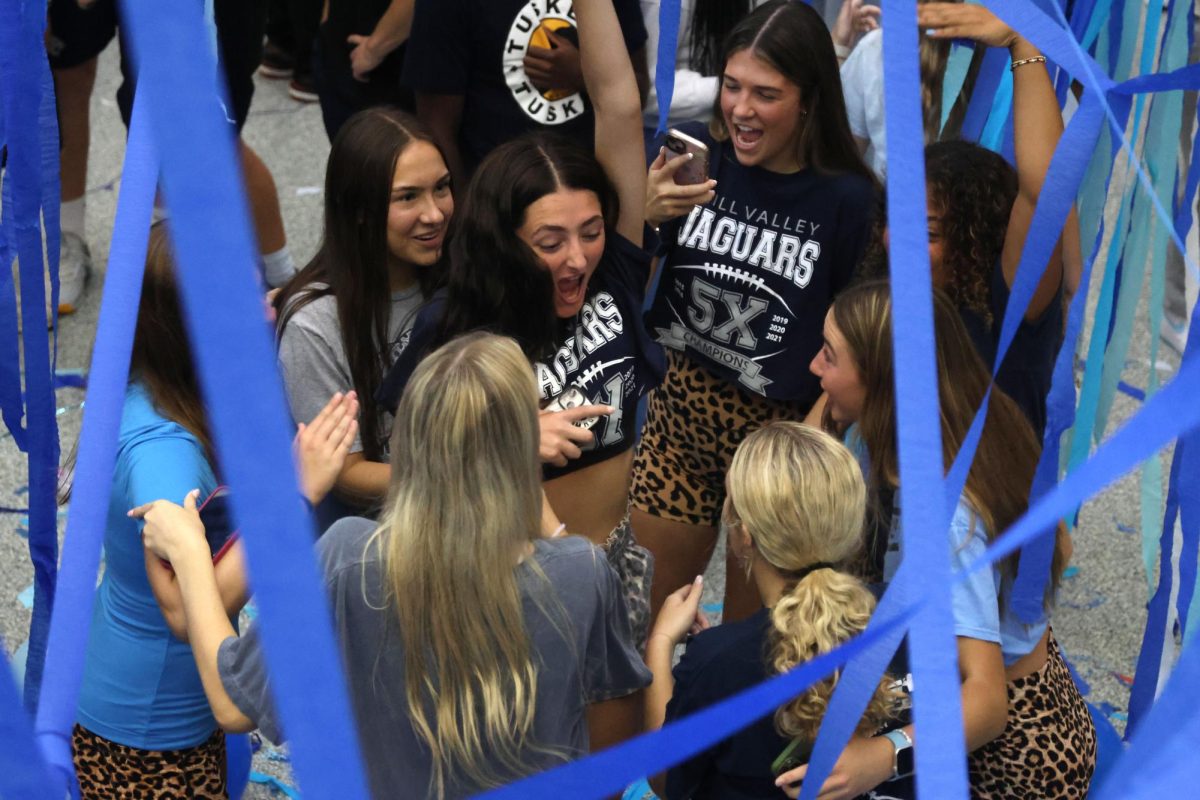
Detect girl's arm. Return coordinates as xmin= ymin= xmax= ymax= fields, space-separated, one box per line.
xmin=776 ymin=636 xmax=1008 ymax=799
xmin=919 ymin=3 xmax=1066 ymax=321
xmin=643 ymin=577 xmax=709 ymax=796
xmin=134 ymin=494 xmax=255 ymax=732
xmin=575 ymin=0 xmax=646 ymax=245
xmin=146 ymin=540 xmax=250 ymax=642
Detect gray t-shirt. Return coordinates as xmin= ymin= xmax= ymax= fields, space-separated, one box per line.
xmin=277 ymin=284 xmax=423 ymax=456
xmin=218 ymin=518 xmax=651 ymax=798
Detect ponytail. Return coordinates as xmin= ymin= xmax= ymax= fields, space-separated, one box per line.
xmin=769 ymin=567 xmax=897 ymax=741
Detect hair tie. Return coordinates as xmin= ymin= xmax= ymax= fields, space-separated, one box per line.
xmin=790 ymin=561 xmax=837 ymax=583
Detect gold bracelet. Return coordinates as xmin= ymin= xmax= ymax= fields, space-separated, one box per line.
xmin=1010 ymin=55 xmax=1047 ymax=71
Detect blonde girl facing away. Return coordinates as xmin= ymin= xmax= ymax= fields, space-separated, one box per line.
xmin=135 ymin=333 xmax=651 ymax=799
xmin=643 ymin=422 xmax=900 ymax=799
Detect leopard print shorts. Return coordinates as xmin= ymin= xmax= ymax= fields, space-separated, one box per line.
xmin=603 ymin=512 xmax=654 ymax=658
xmin=73 ymin=723 xmax=227 ymax=799
xmin=630 ymin=350 xmax=811 ymax=527
xmin=967 ymin=631 xmax=1096 ymax=799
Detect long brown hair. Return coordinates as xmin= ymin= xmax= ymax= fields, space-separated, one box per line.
xmin=828 ymin=280 xmax=1060 ymax=605
xmin=709 ymin=0 xmax=874 ymax=181
xmin=131 ymin=224 xmax=212 ymax=457
xmin=274 ymin=107 xmax=446 ymax=461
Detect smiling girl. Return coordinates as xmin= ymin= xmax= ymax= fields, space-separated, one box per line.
xmin=633 ymin=0 xmax=878 ymax=624
xmin=274 ymin=108 xmax=453 ymax=517
xmin=375 ymin=0 xmax=660 ymax=727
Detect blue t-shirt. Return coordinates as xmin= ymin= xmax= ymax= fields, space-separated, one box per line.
xmin=644 ymin=125 xmax=876 ymax=404
xmin=883 ymin=497 xmax=1046 ymax=666
xmin=76 ymin=383 xmax=222 ymax=749
xmin=377 ymin=232 xmax=665 ymax=480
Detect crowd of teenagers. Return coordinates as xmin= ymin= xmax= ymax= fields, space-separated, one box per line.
xmin=60 ymin=0 xmax=1104 ymax=797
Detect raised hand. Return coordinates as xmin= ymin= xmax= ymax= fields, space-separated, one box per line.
xmin=295 ymin=391 xmax=359 ymax=505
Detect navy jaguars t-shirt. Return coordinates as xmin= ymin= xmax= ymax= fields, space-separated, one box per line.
xmin=645 ymin=127 xmax=877 ymax=405
xmin=377 ymin=232 xmax=665 ymax=480
xmin=402 ymin=0 xmax=646 ymax=173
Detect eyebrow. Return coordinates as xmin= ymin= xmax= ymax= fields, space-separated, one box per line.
xmin=392 ymin=174 xmax=451 ymax=193
xmin=533 ymin=216 xmax=604 ymax=235
xmin=723 ymin=74 xmax=782 ymax=92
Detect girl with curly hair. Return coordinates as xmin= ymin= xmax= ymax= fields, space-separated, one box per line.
xmin=642 ymin=422 xmax=901 ymax=799
xmin=858 ymin=3 xmax=1071 ymax=438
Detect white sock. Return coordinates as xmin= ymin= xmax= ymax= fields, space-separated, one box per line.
xmin=60 ymin=197 xmax=86 ymax=239
xmin=262 ymin=246 xmax=297 ymax=288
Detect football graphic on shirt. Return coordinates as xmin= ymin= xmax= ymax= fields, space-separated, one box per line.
xmin=503 ymin=0 xmax=587 ymax=125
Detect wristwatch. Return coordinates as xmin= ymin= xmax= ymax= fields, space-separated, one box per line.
xmin=882 ymin=728 xmax=914 ymax=780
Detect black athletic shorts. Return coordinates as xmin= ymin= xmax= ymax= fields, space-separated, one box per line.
xmin=45 ymin=0 xmax=266 ymax=132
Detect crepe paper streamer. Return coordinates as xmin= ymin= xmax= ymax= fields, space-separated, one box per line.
xmin=112 ymin=1 xmax=371 ymax=796
xmin=960 ymin=45 xmax=1010 ymax=142
xmin=29 ymin=90 xmax=157 ymax=795
xmin=653 ymin=0 xmax=681 ymax=136
xmin=248 ymin=772 xmax=302 ymax=799
xmin=0 ymin=636 xmax=56 ymax=799
xmin=940 ymin=41 xmax=976 ymax=133
xmin=1128 ymin=301 xmax=1200 ymax=737
xmin=1063 ymin=566 xmax=1080 ymax=578
xmin=874 ymin=4 xmax=967 ymax=798
xmin=1093 ymin=633 xmax=1200 ymax=798
xmin=18 ymin=585 xmax=34 ymax=610
xmin=0 ymin=0 xmax=63 ymax=713
xmin=0 ymin=506 xmax=29 ymax=514
xmin=621 ymin=778 xmax=654 ymax=800
xmin=1118 ymin=381 xmax=1146 ymax=401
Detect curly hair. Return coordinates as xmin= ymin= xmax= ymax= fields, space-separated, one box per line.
xmin=857 ymin=141 xmax=1017 ymax=326
xmin=769 ymin=569 xmax=899 ymax=741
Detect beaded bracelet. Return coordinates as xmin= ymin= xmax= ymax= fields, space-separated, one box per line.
xmin=1010 ymin=55 xmax=1048 ymax=71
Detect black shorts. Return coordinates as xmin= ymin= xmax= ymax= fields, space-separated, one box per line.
xmin=45 ymin=0 xmax=266 ymax=132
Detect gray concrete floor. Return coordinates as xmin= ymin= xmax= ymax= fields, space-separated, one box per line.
xmin=0 ymin=41 xmax=1188 ymax=797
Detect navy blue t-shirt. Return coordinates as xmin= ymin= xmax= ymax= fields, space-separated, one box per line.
xmin=402 ymin=0 xmax=647 ymax=172
xmin=664 ymin=609 xmax=787 ymax=800
xmin=377 ymin=232 xmax=664 ymax=480
xmin=645 ymin=127 xmax=876 ymax=405
xmin=959 ymin=261 xmax=1063 ymax=440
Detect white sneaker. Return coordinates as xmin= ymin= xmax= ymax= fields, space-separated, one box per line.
xmin=57 ymin=231 xmax=92 ymax=315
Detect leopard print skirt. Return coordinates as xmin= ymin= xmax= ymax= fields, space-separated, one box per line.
xmin=967 ymin=631 xmax=1096 ymax=799
xmin=73 ymin=723 xmax=227 ymax=799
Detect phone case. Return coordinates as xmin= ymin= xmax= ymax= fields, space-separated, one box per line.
xmin=665 ymin=130 xmax=711 ymax=186
xmin=156 ymin=486 xmax=239 ymax=571
xmin=543 ymin=386 xmax=599 ymax=430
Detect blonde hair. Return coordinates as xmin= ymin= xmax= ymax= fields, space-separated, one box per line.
xmin=725 ymin=422 xmax=896 ymax=741
xmin=375 ymin=332 xmax=545 ymax=798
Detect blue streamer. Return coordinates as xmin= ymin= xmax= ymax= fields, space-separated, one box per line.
xmin=653 ymin=0 xmax=681 ymax=136
xmin=0 ymin=636 xmax=56 ymax=799
xmin=113 ymin=2 xmax=370 ymax=796
xmin=0 ymin=0 xmax=63 ymax=713
xmin=877 ymin=3 xmax=966 ymax=797
xmin=31 ymin=93 xmax=158 ymax=793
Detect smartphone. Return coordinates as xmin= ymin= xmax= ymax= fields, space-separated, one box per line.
xmin=771 ymin=736 xmax=813 ymax=778
xmin=543 ymin=386 xmax=599 ymax=431
xmin=664 ymin=128 xmax=711 ymax=186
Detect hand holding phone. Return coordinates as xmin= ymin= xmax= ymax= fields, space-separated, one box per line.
xmin=664 ymin=129 xmax=711 ymax=186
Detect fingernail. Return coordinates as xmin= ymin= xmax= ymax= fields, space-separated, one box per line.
xmin=687 ymin=152 xmax=694 ymax=159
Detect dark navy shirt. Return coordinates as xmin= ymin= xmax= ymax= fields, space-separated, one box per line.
xmin=402 ymin=0 xmax=646 ymax=173
xmin=645 ymin=126 xmax=876 ymax=405
xmin=959 ymin=261 xmax=1063 ymax=440
xmin=378 ymin=232 xmax=664 ymax=480
xmin=664 ymin=609 xmax=787 ymax=800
